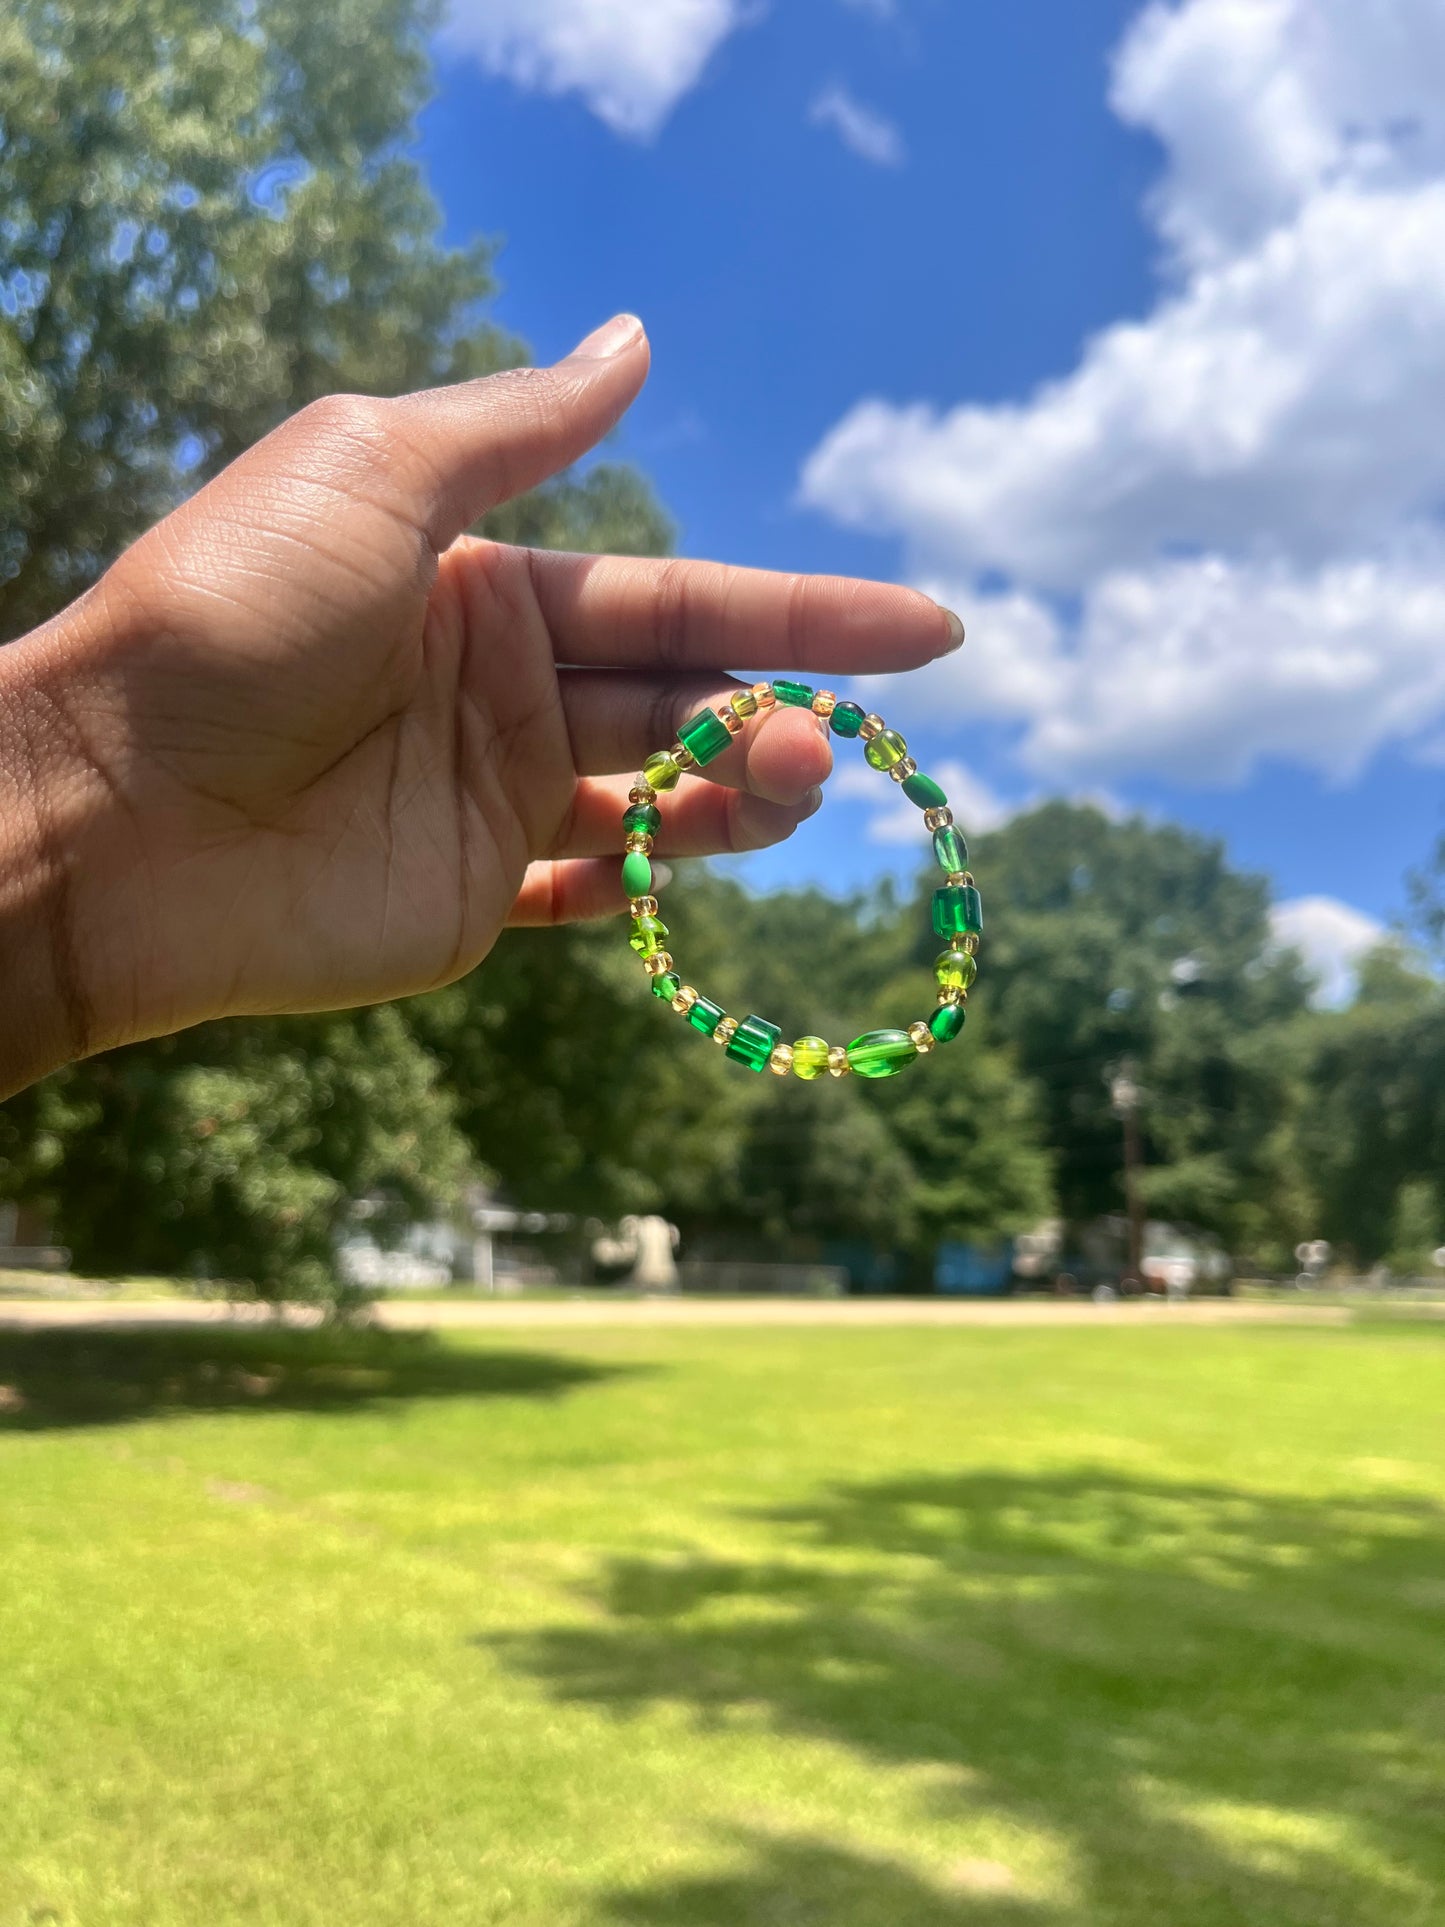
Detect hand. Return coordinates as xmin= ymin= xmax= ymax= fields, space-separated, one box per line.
xmin=0 ymin=314 xmax=962 ymax=1095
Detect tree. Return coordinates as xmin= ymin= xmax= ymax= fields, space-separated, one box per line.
xmin=958 ymin=804 xmax=1315 ymax=1262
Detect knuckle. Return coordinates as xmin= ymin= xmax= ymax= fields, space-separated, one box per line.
xmin=646 ymin=559 xmax=693 ymax=671
xmin=295 ymin=390 xmax=394 ymax=456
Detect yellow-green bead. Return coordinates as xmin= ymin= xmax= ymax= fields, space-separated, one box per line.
xmin=863 ymin=728 xmax=907 ymax=771
xmin=643 ymin=750 xmax=682 ymax=792
xmin=934 ymin=946 xmax=978 ymax=991
xmin=729 ymin=688 xmax=758 ymax=721
xmin=791 ymin=1036 xmax=829 ymax=1080
xmin=628 ymin=914 xmax=669 ymax=958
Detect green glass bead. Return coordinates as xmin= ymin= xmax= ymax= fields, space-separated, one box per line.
xmin=932 ymin=824 xmax=968 ymax=873
xmin=830 ymin=701 xmax=866 ymax=739
xmin=622 ymin=801 xmax=661 ymax=838
xmin=725 ymin=1013 xmax=782 ymax=1073
xmin=628 ymin=914 xmax=669 ymax=958
xmin=864 ymin=728 xmax=908 ymax=771
xmin=773 ymin=678 xmax=815 ymax=707
xmin=846 ymin=1029 xmax=917 ymax=1079
xmin=929 ymin=1002 xmax=967 ymax=1043
xmin=960 ymin=884 xmax=983 ymax=934
xmin=902 ymin=770 xmax=948 ymax=811
xmin=730 ymin=688 xmax=758 ymax=720
xmin=687 ymin=995 xmax=725 ymax=1036
xmin=621 ymin=850 xmax=653 ymax=898
xmin=677 ymin=707 xmax=733 ymax=767
xmin=934 ymin=946 xmax=977 ymax=991
xmin=791 ymin=1036 xmax=830 ymax=1080
xmin=652 ymin=971 xmax=681 ymax=1001
xmin=643 ymin=750 xmax=682 ymax=792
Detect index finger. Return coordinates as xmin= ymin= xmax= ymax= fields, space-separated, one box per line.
xmin=505 ymin=548 xmax=964 ymax=672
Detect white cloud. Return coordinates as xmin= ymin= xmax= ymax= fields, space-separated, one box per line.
xmin=441 ymin=0 xmax=745 ymax=139
xmin=809 ymin=84 xmax=905 ymax=167
xmin=1270 ymin=894 xmax=1386 ymax=1006
xmin=800 ymin=0 xmax=1445 ymax=787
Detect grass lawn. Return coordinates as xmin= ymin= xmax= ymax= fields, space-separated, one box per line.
xmin=2 ymin=1314 xmax=1444 ymax=1926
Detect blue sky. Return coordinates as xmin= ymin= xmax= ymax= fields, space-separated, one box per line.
xmin=420 ymin=0 xmax=1445 ymax=993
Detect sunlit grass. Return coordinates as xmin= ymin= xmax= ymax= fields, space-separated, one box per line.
xmin=2 ymin=1316 xmax=1443 ymax=1925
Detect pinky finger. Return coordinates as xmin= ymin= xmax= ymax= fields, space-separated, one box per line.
xmin=507 ymin=858 xmax=634 ymax=927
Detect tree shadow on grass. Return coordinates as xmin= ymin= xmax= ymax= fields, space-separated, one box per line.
xmin=0 ymin=1323 xmax=631 ymax=1431
xmin=493 ymin=1470 xmax=1445 ymax=1927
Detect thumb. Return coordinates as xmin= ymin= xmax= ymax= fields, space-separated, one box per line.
xmin=392 ymin=314 xmax=650 ymax=549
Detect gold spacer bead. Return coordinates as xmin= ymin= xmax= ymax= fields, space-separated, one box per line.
xmin=945 ymin=872 xmax=966 ymax=888
xmin=888 ymin=756 xmax=918 ymax=783
xmin=644 ymin=951 xmax=674 ymax=976
xmin=908 ymin=1020 xmax=935 ymax=1053
xmin=961 ymin=871 xmax=976 ymax=887
xmin=625 ymin=832 xmax=654 ymax=855
xmin=923 ymin=806 xmax=954 ymax=832
xmin=938 ymin=986 xmax=966 ymax=1008
xmin=962 ymin=933 xmax=979 ymax=955
xmin=670 ymin=743 xmax=695 ymax=770
xmin=629 ymin=895 xmax=659 ymax=918
xmin=768 ymin=1044 xmax=794 ymax=1076
xmin=671 ymin=985 xmax=698 ymax=1013
xmin=752 ymin=681 xmax=777 ymax=710
xmin=811 ymin=690 xmax=837 ymax=718
xmin=717 ymin=705 xmax=745 ymax=735
xmin=629 ymin=784 xmax=657 ymax=806
xmin=827 ymin=1044 xmax=851 ymax=1078
xmin=859 ymin=713 xmax=884 ymax=741
xmin=713 ymin=1016 xmax=739 ymax=1047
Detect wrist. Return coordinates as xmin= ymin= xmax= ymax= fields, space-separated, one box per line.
xmin=0 ymin=600 xmax=132 ymax=1096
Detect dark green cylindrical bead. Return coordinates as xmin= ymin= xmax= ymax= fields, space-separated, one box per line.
xmin=830 ymin=701 xmax=866 ymax=739
xmin=677 ymin=707 xmax=733 ymax=767
xmin=651 ymin=971 xmax=681 ymax=1001
xmin=725 ymin=1013 xmax=782 ymax=1073
xmin=932 ymin=884 xmax=982 ymax=938
xmin=622 ymin=801 xmax=662 ymax=838
xmin=687 ymin=995 xmax=725 ymax=1036
xmin=929 ymin=1002 xmax=967 ymax=1043
xmin=773 ymin=678 xmax=815 ymax=707
xmin=628 ymin=914 xmax=669 ymax=958
xmin=621 ymin=850 xmax=653 ymax=898
xmin=846 ymin=1029 xmax=917 ymax=1079
xmin=864 ymin=728 xmax=907 ymax=771
xmin=902 ymin=770 xmax=948 ymax=811
xmin=932 ymin=824 xmax=968 ymax=874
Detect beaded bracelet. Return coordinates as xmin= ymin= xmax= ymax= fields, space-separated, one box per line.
xmin=620 ymin=680 xmax=981 ymax=1080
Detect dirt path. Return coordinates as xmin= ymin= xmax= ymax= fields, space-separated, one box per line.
xmin=0 ymin=1295 xmax=1354 ymax=1331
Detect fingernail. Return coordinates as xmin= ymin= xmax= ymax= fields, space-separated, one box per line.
xmin=734 ymin=795 xmax=797 ymax=850
xmin=941 ymin=606 xmax=966 ymax=651
xmin=652 ymin=861 xmax=673 ymax=889
xmin=568 ymin=313 xmax=644 ymax=360
xmin=801 ymin=785 xmax=824 ymax=817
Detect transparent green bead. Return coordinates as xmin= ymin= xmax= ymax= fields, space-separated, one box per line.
xmin=677 ymin=707 xmax=732 ymax=767
xmin=932 ymin=824 xmax=968 ymax=873
xmin=934 ymin=947 xmax=977 ymax=991
xmin=929 ymin=1002 xmax=966 ymax=1043
xmin=830 ymin=702 xmax=866 ymax=739
xmin=846 ymin=1029 xmax=917 ymax=1079
xmin=932 ymin=883 xmax=982 ymax=937
xmin=628 ymin=914 xmax=669 ymax=958
xmin=687 ymin=995 xmax=725 ymax=1036
xmin=622 ymin=801 xmax=661 ymax=838
xmin=621 ymin=850 xmax=652 ymax=898
xmin=725 ymin=1013 xmax=782 ymax=1073
xmin=902 ymin=770 xmax=947 ymax=810
xmin=791 ymin=1036 xmax=830 ymax=1080
xmin=643 ymin=750 xmax=683 ymax=792
xmin=651 ymin=971 xmax=681 ymax=1001
xmin=864 ymin=728 xmax=907 ymax=771
xmin=773 ymin=678 xmax=814 ymax=707
xmin=730 ymin=688 xmax=758 ymax=720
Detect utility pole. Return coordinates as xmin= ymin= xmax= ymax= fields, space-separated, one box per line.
xmin=1109 ymin=1060 xmax=1145 ymax=1289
